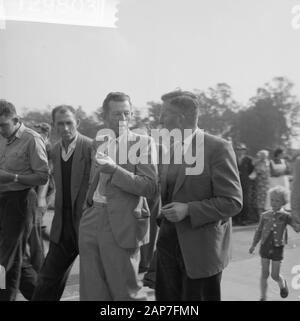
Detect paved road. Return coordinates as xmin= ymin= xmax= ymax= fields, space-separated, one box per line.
xmin=18 ymin=211 xmax=300 ymax=301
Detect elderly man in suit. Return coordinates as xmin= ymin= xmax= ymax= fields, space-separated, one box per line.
xmin=79 ymin=92 xmax=158 ymax=300
xmin=156 ymin=93 xmax=243 ymax=301
xmin=32 ymin=105 xmax=93 ymax=301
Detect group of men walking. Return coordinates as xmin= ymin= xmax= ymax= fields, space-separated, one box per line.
xmin=0 ymin=90 xmax=243 ymax=301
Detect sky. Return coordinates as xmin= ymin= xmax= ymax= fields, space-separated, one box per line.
xmin=1 ymin=0 xmax=300 ymax=117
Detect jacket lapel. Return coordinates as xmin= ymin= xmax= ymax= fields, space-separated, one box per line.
xmin=71 ymin=134 xmax=85 ymax=208
xmin=160 ymin=163 xmax=169 ymax=200
xmin=53 ymin=143 xmax=63 ymax=207
xmin=172 ymin=129 xmax=204 ymax=197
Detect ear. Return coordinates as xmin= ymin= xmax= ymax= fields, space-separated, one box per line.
xmin=76 ymin=118 xmax=80 ymax=128
xmin=12 ymin=116 xmax=19 ymax=124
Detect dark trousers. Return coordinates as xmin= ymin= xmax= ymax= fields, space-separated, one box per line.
xmin=233 ymin=179 xmax=250 ymax=223
xmin=27 ymin=195 xmax=45 ymax=272
xmin=32 ymin=209 xmax=78 ymax=301
xmin=0 ymin=189 xmax=38 ymax=301
xmin=156 ymin=220 xmax=222 ymax=301
xmin=139 ymin=196 xmax=160 ymax=273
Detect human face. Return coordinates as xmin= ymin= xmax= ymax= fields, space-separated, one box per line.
xmin=237 ymin=149 xmax=246 ymax=158
xmin=105 ymin=100 xmax=132 ymax=136
xmin=53 ymin=110 xmax=78 ymax=143
xmin=270 ymin=195 xmax=284 ymax=211
xmin=34 ymin=127 xmax=48 ymax=142
xmin=0 ymin=115 xmax=19 ymax=138
xmin=159 ymin=102 xmax=182 ymax=131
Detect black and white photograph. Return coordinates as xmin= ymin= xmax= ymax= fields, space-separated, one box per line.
xmin=1 ymin=0 xmax=300 ymax=307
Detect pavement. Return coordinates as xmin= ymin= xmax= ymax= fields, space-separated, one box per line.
xmin=17 ymin=211 xmax=300 ymax=301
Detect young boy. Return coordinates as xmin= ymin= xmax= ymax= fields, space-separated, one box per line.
xmin=249 ymin=186 xmax=300 ymax=301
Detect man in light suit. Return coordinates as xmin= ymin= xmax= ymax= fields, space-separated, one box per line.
xmin=79 ymin=92 xmax=158 ymax=301
xmin=32 ymin=105 xmax=93 ymax=300
xmin=156 ymin=93 xmax=243 ymax=301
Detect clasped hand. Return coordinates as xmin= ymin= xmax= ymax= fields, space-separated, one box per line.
xmin=161 ymin=202 xmax=189 ymax=223
xmin=95 ymin=152 xmax=117 ymax=174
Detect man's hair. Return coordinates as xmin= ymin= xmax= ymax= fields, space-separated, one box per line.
xmin=168 ymin=95 xmax=199 ymax=126
xmin=269 ymin=186 xmax=289 ymax=206
xmin=0 ymin=99 xmax=17 ymax=118
xmin=102 ymin=92 xmax=132 ymax=117
xmin=274 ymin=148 xmax=284 ymax=158
xmin=52 ymin=105 xmax=76 ymax=122
xmin=34 ymin=122 xmax=51 ymax=135
xmin=161 ymin=90 xmax=198 ymax=102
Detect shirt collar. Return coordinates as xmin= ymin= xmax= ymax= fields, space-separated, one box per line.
xmin=6 ymin=122 xmax=24 ymax=145
xmin=60 ymin=133 xmax=78 ymax=153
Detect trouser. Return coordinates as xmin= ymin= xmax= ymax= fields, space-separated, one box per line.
xmin=139 ymin=196 xmax=160 ymax=273
xmin=234 ymin=180 xmax=250 ymax=223
xmin=156 ymin=219 xmax=222 ymax=301
xmin=27 ymin=199 xmax=45 ymax=272
xmin=79 ymin=202 xmax=146 ymax=301
xmin=143 ymin=250 xmax=157 ymax=288
xmin=0 ymin=189 xmax=38 ymax=301
xmin=31 ymin=208 xmax=78 ymax=301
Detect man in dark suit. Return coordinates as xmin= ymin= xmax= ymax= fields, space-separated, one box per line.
xmin=291 ymin=156 xmax=300 ymax=230
xmin=32 ymin=105 xmax=92 ymax=301
xmin=156 ymin=93 xmax=243 ymax=301
xmin=234 ymin=144 xmax=254 ymax=225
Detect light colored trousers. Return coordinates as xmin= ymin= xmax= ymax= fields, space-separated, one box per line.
xmin=78 ymin=202 xmax=146 ymax=301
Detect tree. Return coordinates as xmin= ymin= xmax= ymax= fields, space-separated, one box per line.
xmin=145 ymin=101 xmax=162 ymax=129
xmin=195 ymin=83 xmax=240 ymax=137
xmin=76 ymin=106 xmax=101 ymax=138
xmin=231 ymin=77 xmax=300 ymax=154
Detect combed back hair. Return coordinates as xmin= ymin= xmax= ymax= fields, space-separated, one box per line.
xmin=161 ymin=90 xmax=198 ymax=102
xmin=168 ymin=95 xmax=199 ymax=126
xmin=52 ymin=105 xmax=76 ymax=122
xmin=274 ymin=148 xmax=284 ymax=158
xmin=102 ymin=92 xmax=132 ymax=117
xmin=0 ymin=99 xmax=17 ymax=118
xmin=269 ymin=186 xmax=289 ymax=206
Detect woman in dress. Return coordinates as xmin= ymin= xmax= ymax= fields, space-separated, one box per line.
xmin=265 ymin=148 xmax=290 ymax=210
xmin=252 ymin=150 xmax=270 ymax=220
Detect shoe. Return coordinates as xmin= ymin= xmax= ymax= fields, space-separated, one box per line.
xmin=260 ymin=298 xmax=266 ymax=301
xmin=280 ymin=280 xmax=289 ymax=298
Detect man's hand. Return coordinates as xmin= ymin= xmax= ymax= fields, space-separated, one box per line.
xmin=161 ymin=202 xmax=189 ymax=223
xmin=249 ymin=246 xmax=255 ymax=254
xmin=0 ymin=169 xmax=13 ymax=183
xmin=95 ymin=152 xmax=117 ymax=174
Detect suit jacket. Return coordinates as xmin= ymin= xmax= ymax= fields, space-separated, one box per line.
xmin=160 ymin=130 xmax=243 ymax=279
xmin=291 ymin=157 xmax=300 ymax=226
xmin=237 ymin=155 xmax=254 ymax=188
xmin=50 ymin=133 xmax=93 ymax=244
xmin=89 ymin=131 xmax=158 ymax=249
